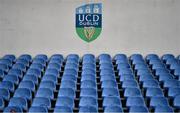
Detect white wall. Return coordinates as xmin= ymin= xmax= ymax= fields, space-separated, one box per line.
xmin=0 ymin=0 xmax=180 ymax=57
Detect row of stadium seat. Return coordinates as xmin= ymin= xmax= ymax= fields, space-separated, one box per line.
xmin=0 ymin=54 xmax=180 ymax=113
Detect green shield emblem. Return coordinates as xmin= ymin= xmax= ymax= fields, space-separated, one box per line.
xmin=76 ymin=3 xmax=102 ymax=43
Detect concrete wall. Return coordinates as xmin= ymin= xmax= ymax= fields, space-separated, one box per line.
xmin=0 ymin=0 xmax=180 ymax=57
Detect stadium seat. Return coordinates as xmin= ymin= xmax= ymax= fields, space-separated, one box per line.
xmin=54 ymin=106 xmax=73 ymax=113
xmin=23 ymin=74 xmax=38 ymax=85
xmin=102 ymin=88 xmax=119 ymax=97
xmin=168 ymin=88 xmax=180 ymax=99
xmin=154 ymin=106 xmax=173 ymax=113
xmin=8 ymin=97 xmax=28 ymax=110
xmin=146 ymin=88 xmax=164 ymax=98
xmin=124 ymin=88 xmax=142 ymax=98
xmin=173 ymin=95 xmax=180 ymax=109
xmin=126 ymin=97 xmax=145 ymax=107
xmin=81 ymin=74 xmax=96 ymax=82
xmin=3 ymin=54 xmax=16 ymax=63
xmin=3 ymin=74 xmax=19 ymax=85
xmin=80 ymin=88 xmax=97 ymax=98
xmin=150 ymin=97 xmax=169 ymax=108
xmin=122 ymin=80 xmax=138 ymax=89
xmin=0 ymin=81 xmax=14 ymax=92
xmin=129 ymin=106 xmax=149 ymax=113
xmin=81 ymin=80 xmax=96 ymax=89
xmin=103 ymin=97 xmax=121 ymax=107
xmin=3 ymin=106 xmax=23 ymax=113
xmin=39 ymin=81 xmax=56 ymax=91
xmin=104 ymin=106 xmax=123 ymax=113
xmin=18 ymin=81 xmax=35 ymax=92
xmin=36 ymin=88 xmax=54 ymax=99
xmin=32 ymin=97 xmax=51 ymax=109
xmin=60 ymin=80 xmax=76 ymax=90
xmin=101 ymin=80 xmax=117 ymax=88
xmin=0 ymin=88 xmax=10 ymax=101
xmin=56 ymin=97 xmax=74 ymax=108
xmin=28 ymin=106 xmax=48 ymax=113
xmin=58 ymin=88 xmax=75 ymax=99
xmin=18 ymin=54 xmax=32 ymax=62
xmin=79 ymin=106 xmax=98 ymax=113
xmin=79 ymin=97 xmax=97 ymax=107
xmin=14 ymin=88 xmax=32 ymax=101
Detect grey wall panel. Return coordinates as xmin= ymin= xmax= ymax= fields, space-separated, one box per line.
xmin=0 ymin=0 xmax=180 ymax=57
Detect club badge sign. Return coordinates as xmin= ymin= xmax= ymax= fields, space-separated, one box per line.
xmin=75 ymin=3 xmax=102 ymax=43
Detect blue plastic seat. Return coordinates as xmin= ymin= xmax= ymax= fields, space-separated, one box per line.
xmin=0 ymin=59 xmax=12 ymax=68
xmin=66 ymin=59 xmax=78 ymax=64
xmin=3 ymin=74 xmax=19 ymax=85
xmin=117 ymin=63 xmax=130 ymax=69
xmin=80 ymin=88 xmax=97 ymax=98
xmin=126 ymin=97 xmax=145 ymax=107
xmin=139 ymin=74 xmax=154 ymax=83
xmin=174 ymin=69 xmax=180 ymax=78
xmin=143 ymin=80 xmax=159 ymax=89
xmin=19 ymin=81 xmax=35 ymax=92
xmin=170 ymin=63 xmax=180 ymax=70
xmin=8 ymin=97 xmax=28 ymax=110
xmin=134 ymin=64 xmax=147 ymax=70
xmin=58 ymin=88 xmax=75 ymax=99
xmin=3 ymin=54 xmax=16 ymax=63
xmin=12 ymin=63 xmax=26 ymax=72
xmin=82 ymin=63 xmax=96 ymax=70
xmin=0 ymin=88 xmax=10 ymax=101
xmin=101 ymin=75 xmax=116 ymax=82
xmin=104 ymin=106 xmax=123 ymax=113
xmin=29 ymin=106 xmax=48 ymax=113
xmin=99 ymin=54 xmax=111 ymax=60
xmin=129 ymin=106 xmax=149 ymax=113
xmin=114 ymin=54 xmax=127 ymax=60
xmin=79 ymin=97 xmax=97 ymax=107
xmin=3 ymin=106 xmax=23 ymax=113
xmin=54 ymin=106 xmax=73 ymax=113
xmin=103 ymin=97 xmax=121 ymax=107
xmin=82 ymin=68 xmax=96 ymax=75
xmin=154 ymin=106 xmax=173 ymax=113
xmin=61 ymin=74 xmax=76 ymax=82
xmin=149 ymin=59 xmax=161 ymax=66
xmin=39 ymin=81 xmax=56 ymax=91
xmin=65 ymin=63 xmax=78 ymax=69
xmin=100 ymin=69 xmax=114 ymax=75
xmin=79 ymin=106 xmax=98 ymax=113
xmin=122 ymin=80 xmax=138 ymax=89
xmin=168 ymin=88 xmax=180 ymax=99
xmin=83 ymin=54 xmax=95 ymax=59
xmin=0 ymin=97 xmax=4 ymax=110
xmin=23 ymin=74 xmax=38 ymax=85
xmin=50 ymin=54 xmax=63 ymax=60
xmin=136 ymin=69 xmax=151 ymax=77
xmin=45 ymin=69 xmax=59 ymax=76
xmin=146 ymin=88 xmax=164 ymax=98
xmin=14 ymin=88 xmax=32 ymax=101
xmin=120 ymin=74 xmax=135 ymax=82
xmin=42 ymin=74 xmax=58 ymax=84
xmin=124 ymin=88 xmax=142 ymax=98
xmin=60 ymin=80 xmax=76 ymax=90
xmin=56 ymin=97 xmax=74 ymax=108
xmin=118 ymin=68 xmax=132 ymax=75
xmin=49 ymin=58 xmax=62 ymax=64
xmin=162 ymin=54 xmax=174 ymax=62
xmin=0 ymin=81 xmax=14 ymax=92
xmin=9 ymin=68 xmax=23 ymax=77
xmin=33 ymin=59 xmax=46 ymax=67
xmin=18 ymin=54 xmax=32 ymax=62
xmin=150 ymin=97 xmax=169 ymax=108
xmin=32 ymin=97 xmax=51 ymax=109
xmin=102 ymin=88 xmax=119 ymax=97
xmin=155 ymin=68 xmax=169 ymax=77
xmin=27 ymin=68 xmax=41 ymax=78
xmin=163 ymin=80 xmax=180 ymax=89
xmin=64 ymin=69 xmax=77 ymax=76
xmin=146 ymin=54 xmax=159 ymax=61
xmin=173 ymin=95 xmax=180 ymax=109
xmin=67 ymin=54 xmax=79 ymax=60
xmin=30 ymin=63 xmax=44 ymax=72
xmin=100 ymin=63 xmax=113 ymax=70
xmin=81 ymin=80 xmax=96 ymax=89
xmin=81 ymin=74 xmax=96 ymax=82
xmin=101 ymin=80 xmax=117 ymax=88
xmin=34 ymin=54 xmax=48 ymax=61
xmin=16 ymin=59 xmax=29 ymax=67
xmin=130 ymin=54 xmax=143 ymax=60
xmin=159 ymin=73 xmax=174 ymax=82
xmin=36 ymin=88 xmax=54 ymax=99
xmin=47 ymin=63 xmax=61 ymax=71
xmin=0 ymin=64 xmax=8 ymax=73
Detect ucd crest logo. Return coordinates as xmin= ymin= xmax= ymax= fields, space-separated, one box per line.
xmin=76 ymin=3 xmax=102 ymax=43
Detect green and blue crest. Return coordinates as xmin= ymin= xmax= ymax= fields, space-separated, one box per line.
xmin=76 ymin=3 xmax=102 ymax=43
